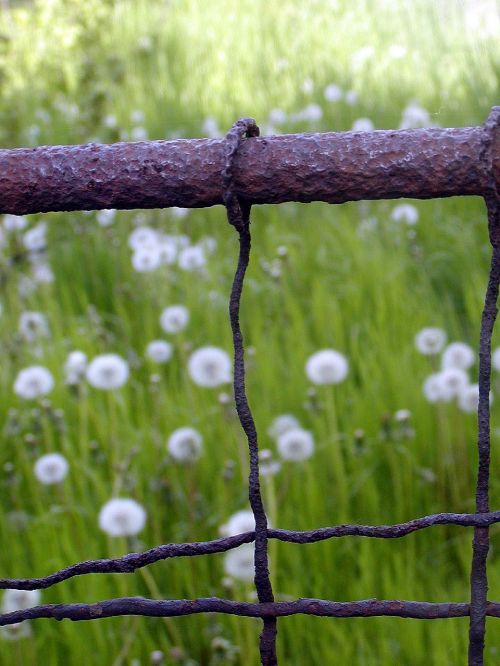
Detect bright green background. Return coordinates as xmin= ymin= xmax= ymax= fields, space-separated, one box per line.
xmin=0 ymin=0 xmax=499 ymax=664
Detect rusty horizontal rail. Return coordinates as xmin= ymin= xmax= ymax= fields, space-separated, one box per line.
xmin=0 ymin=109 xmax=498 ymax=215
xmin=1 ymin=511 xmax=500 ymax=592
xmin=2 ymin=597 xmax=500 ymax=627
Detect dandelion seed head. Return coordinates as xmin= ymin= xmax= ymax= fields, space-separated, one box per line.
xmin=415 ymin=327 xmax=447 ymax=355
xmin=64 ymin=350 xmax=87 ymax=385
xmin=458 ymin=384 xmax=492 ymax=414
xmin=157 ymin=238 xmax=177 ymax=265
xmin=345 ymin=90 xmax=358 ymax=105
xmin=146 ymin=340 xmax=173 ymax=363
xmin=277 ymin=427 xmax=315 ymax=461
xmin=202 ymin=116 xmax=221 ymax=138
xmin=399 ymin=101 xmax=431 ymax=129
xmin=223 ymin=544 xmax=255 ymax=582
xmin=267 ymin=414 xmax=300 ymax=439
xmin=178 ymin=245 xmax=206 ymax=271
xmin=19 ymin=311 xmax=50 ymax=343
xmin=441 ymin=342 xmax=475 ymax=370
xmin=324 ymin=83 xmax=343 ymax=102
xmin=34 ymin=453 xmax=69 ymax=485
xmin=0 ymin=622 xmax=32 ymax=640
xmin=268 ymin=108 xmax=287 ymax=125
xmin=493 ymin=347 xmax=500 ymax=372
xmin=394 ymin=409 xmax=411 ymax=422
xmin=305 ymin=349 xmax=349 ymax=385
xmin=352 ymin=117 xmax=374 ymax=132
xmin=128 ymin=226 xmax=159 ymax=250
xmin=14 ymin=366 xmax=54 ymax=399
xmin=3 ymin=215 xmax=28 ymax=232
xmin=131 ymin=126 xmax=148 ymax=141
xmin=132 ymin=246 xmax=161 ymax=272
xmin=222 ymin=510 xmax=256 ymax=537
xmin=167 ymin=427 xmax=203 ymax=463
xmin=98 ymin=498 xmax=147 ymax=537
xmin=2 ymin=589 xmax=41 ymax=613
xmin=96 ymin=209 xmax=116 ymax=227
xmin=159 ymin=305 xmax=189 ymax=334
xmin=391 ymin=204 xmax=419 ymax=226
xmin=439 ymin=367 xmax=469 ymax=400
xmin=422 ymin=373 xmax=446 ymax=403
xmin=86 ymin=354 xmax=129 ymax=390
xmin=170 ymin=207 xmax=189 ymax=219
xmin=23 ymin=222 xmax=47 ymax=251
xmin=188 ymin=346 xmax=231 ymax=387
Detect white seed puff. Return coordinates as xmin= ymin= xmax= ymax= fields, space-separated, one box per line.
xmin=98 ymin=498 xmax=147 ymax=537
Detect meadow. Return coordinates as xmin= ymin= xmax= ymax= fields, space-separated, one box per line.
xmin=0 ymin=0 xmax=499 ymax=663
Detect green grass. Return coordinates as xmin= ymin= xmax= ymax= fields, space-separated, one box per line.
xmin=0 ymin=0 xmax=499 ymax=664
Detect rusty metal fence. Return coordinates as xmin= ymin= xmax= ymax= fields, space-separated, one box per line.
xmin=0 ymin=108 xmax=500 ymax=665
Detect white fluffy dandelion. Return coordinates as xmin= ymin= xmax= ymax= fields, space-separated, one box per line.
xmin=441 ymin=342 xmax=475 ymax=370
xmin=399 ymin=101 xmax=430 ymax=129
xmin=305 ymin=349 xmax=348 ymax=385
xmin=458 ymin=384 xmax=492 ymax=414
xmin=132 ymin=246 xmax=161 ymax=272
xmin=277 ymin=427 xmax=315 ymax=461
xmin=178 ymin=245 xmax=206 ymax=271
xmin=23 ymin=222 xmax=47 ymax=251
xmin=422 ymin=373 xmax=446 ymax=403
xmin=223 ymin=544 xmax=255 ymax=582
xmin=157 ymin=238 xmax=177 ymax=265
xmin=188 ymin=346 xmax=231 ymax=387
xmin=259 ymin=449 xmax=282 ymax=477
xmin=324 ymin=83 xmax=343 ymax=102
xmin=267 ymin=414 xmax=300 ymax=440
xmin=34 ymin=453 xmax=69 ymax=485
xmin=128 ymin=226 xmax=159 ymax=250
xmin=415 ymin=327 xmax=447 ymax=355
xmin=202 ymin=116 xmax=221 ymax=138
xmin=14 ymin=366 xmax=54 ymax=399
xmin=352 ymin=117 xmax=374 ymax=132
xmin=64 ymin=350 xmax=87 ymax=385
xmin=3 ymin=215 xmax=28 ymax=232
xmin=222 ymin=510 xmax=256 ymax=537
xmin=167 ymin=427 xmax=203 ymax=463
xmin=268 ymin=108 xmax=287 ymax=125
xmin=86 ymin=354 xmax=129 ymax=390
xmin=98 ymin=498 xmax=147 ymax=537
xmin=438 ymin=367 xmax=469 ymax=400
xmin=96 ymin=209 xmax=116 ymax=227
xmin=159 ymin=305 xmax=189 ymax=334
xmin=170 ymin=207 xmax=189 ymax=219
xmin=146 ymin=340 xmax=173 ymax=363
xmin=19 ymin=311 xmax=50 ymax=343
xmin=390 ymin=204 xmax=419 ymax=226
xmin=2 ymin=589 xmax=41 ymax=614
xmin=493 ymin=347 xmax=500 ymax=372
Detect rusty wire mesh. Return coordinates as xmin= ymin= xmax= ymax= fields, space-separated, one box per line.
xmin=0 ymin=109 xmax=500 ymax=665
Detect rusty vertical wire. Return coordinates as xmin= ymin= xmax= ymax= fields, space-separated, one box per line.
xmin=223 ymin=119 xmax=278 ymax=666
xmin=468 ymin=107 xmax=500 ymax=665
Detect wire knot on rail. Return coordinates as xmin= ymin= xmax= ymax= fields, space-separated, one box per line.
xmin=223 ymin=117 xmax=259 ymax=233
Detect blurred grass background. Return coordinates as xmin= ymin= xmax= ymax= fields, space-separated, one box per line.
xmin=0 ymin=0 xmax=499 ymax=664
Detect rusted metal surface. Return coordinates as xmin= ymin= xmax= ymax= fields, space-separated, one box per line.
xmin=2 ymin=598 xmax=500 ymax=626
xmin=0 ymin=110 xmax=499 ymax=215
xmin=1 ymin=511 xmax=500 ymax=593
xmin=468 ymin=106 xmax=500 ymax=666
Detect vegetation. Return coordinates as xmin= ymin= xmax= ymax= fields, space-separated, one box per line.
xmin=0 ymin=0 xmax=499 ymax=663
